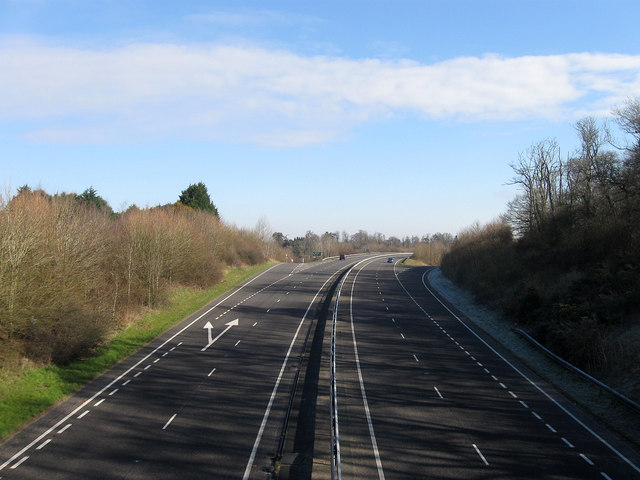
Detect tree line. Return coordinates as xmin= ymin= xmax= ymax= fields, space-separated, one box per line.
xmin=1 ymin=178 xmax=449 ymax=373
xmin=441 ymin=97 xmax=640 ymax=401
xmin=0 ymin=183 xmax=265 ymax=369
xmin=269 ymin=229 xmax=453 ymax=263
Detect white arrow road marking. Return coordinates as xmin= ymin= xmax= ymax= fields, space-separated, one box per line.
xmin=202 ymin=319 xmax=239 ymax=352
xmin=203 ymin=321 xmax=214 ymax=345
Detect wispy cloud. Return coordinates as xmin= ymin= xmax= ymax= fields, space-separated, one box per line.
xmin=184 ymin=9 xmax=322 ymax=28
xmin=1 ymin=38 xmax=639 ymax=146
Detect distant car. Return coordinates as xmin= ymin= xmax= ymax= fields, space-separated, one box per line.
xmin=387 ymin=257 xmax=394 ymax=263
xmin=339 ymin=254 xmax=346 ymax=260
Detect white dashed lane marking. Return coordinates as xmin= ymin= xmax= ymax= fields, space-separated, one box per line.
xmin=162 ymin=414 xmax=177 ymax=430
xmin=10 ymin=456 xmax=29 ymax=470
xmin=580 ymin=454 xmax=595 ymax=466
xmin=57 ymin=424 xmax=71 ymax=434
xmin=401 ymin=272 xmax=623 ymax=480
xmin=473 ymin=444 xmax=489 ymax=466
xmin=36 ymin=439 xmax=51 ymax=450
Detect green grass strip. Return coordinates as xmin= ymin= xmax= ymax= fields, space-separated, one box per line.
xmin=0 ymin=262 xmax=275 ymax=441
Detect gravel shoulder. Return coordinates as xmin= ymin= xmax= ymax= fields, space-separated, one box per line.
xmin=426 ymin=267 xmax=640 ymax=451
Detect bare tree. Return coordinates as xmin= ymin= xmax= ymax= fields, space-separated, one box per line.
xmin=507 ymin=139 xmax=563 ymax=234
xmin=321 ymin=231 xmax=339 ymax=257
xmin=254 ymin=216 xmax=274 ymax=259
xmin=612 ymin=97 xmax=640 ymax=153
xmin=351 ymin=230 xmax=369 ymax=249
xmin=612 ymin=97 xmax=640 ymax=218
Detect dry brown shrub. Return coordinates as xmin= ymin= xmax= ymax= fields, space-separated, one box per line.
xmin=1 ymin=190 xmax=268 ymax=367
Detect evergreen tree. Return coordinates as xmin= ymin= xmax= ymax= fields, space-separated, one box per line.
xmin=76 ymin=187 xmax=112 ymax=213
xmin=178 ymin=182 xmax=219 ymax=216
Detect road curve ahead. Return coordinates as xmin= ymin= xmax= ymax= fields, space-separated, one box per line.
xmin=0 ymin=259 xmax=360 ymax=480
xmin=331 ymin=258 xmax=640 ymax=479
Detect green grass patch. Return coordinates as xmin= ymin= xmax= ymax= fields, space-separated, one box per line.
xmin=403 ymin=257 xmax=425 ymax=266
xmin=0 ymin=262 xmax=275 ymax=441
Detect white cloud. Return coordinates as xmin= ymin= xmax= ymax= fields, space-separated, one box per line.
xmin=1 ymin=39 xmax=639 ymax=146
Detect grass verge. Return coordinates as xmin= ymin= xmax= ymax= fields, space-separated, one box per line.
xmin=403 ymin=257 xmax=427 ymax=267
xmin=0 ymin=262 xmax=276 ymax=442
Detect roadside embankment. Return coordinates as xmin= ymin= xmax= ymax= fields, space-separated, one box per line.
xmin=427 ymin=267 xmax=640 ymax=450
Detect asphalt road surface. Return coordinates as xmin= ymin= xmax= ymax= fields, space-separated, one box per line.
xmin=0 ymin=259 xmax=360 ymax=480
xmin=328 ymin=257 xmax=640 ymax=479
xmin=2 ymin=256 xmax=640 ymax=479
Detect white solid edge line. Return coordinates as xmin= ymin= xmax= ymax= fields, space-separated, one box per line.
xmin=0 ymin=264 xmax=282 ymax=472
xmin=415 ymin=268 xmax=640 ymax=475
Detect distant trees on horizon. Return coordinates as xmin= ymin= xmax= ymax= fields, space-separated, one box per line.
xmin=269 ymin=229 xmax=454 ymax=262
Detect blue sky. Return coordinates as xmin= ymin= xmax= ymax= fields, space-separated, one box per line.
xmin=2 ymin=1 xmax=639 ymax=239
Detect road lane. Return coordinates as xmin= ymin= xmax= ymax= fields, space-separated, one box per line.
xmin=0 ymin=260 xmax=353 ymax=479
xmin=6 ymin=256 xmax=638 ymax=479
xmin=413 ymin=266 xmax=640 ymax=479
xmin=332 ymin=259 xmax=640 ymax=479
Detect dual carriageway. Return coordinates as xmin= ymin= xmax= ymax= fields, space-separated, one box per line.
xmin=1 ymin=254 xmax=639 ymax=479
